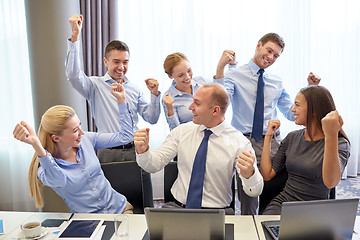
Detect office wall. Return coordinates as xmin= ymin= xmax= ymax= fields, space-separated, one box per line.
xmin=25 ymin=0 xmax=88 ymax=130
xmin=21 ymin=0 xmax=88 ymax=211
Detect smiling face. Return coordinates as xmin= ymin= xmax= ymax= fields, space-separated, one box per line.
xmin=103 ymin=50 xmax=129 ymax=81
xmin=188 ymin=87 xmax=215 ymax=127
xmin=54 ymin=114 xmax=84 ymax=149
xmin=169 ymin=59 xmax=193 ymax=92
xmin=292 ymin=92 xmax=308 ymax=126
xmin=252 ymin=41 xmax=282 ymax=69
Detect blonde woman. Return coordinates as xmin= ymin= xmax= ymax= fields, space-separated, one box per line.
xmin=13 ymin=83 xmax=134 ymax=214
xmin=162 ymin=51 xmax=236 ymax=130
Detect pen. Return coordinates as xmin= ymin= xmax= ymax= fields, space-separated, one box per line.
xmin=68 ymin=213 xmax=74 ymax=221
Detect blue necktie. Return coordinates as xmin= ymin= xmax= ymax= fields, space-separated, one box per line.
xmin=186 ymin=129 xmax=213 ymax=209
xmin=252 ymin=69 xmax=265 ymax=142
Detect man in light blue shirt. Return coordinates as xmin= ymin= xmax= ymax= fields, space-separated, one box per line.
xmin=66 ymin=14 xmax=161 ymax=162
xmin=66 ymin=14 xmax=159 ymax=207
xmin=215 ymin=33 xmax=320 ymax=215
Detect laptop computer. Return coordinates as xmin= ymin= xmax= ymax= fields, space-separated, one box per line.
xmin=143 ymin=207 xmax=233 ymax=240
xmin=262 ymin=198 xmax=359 ymax=240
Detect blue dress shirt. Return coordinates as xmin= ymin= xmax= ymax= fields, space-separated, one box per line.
xmin=215 ymin=60 xmax=295 ymax=134
xmin=37 ymin=104 xmax=133 ymax=213
xmin=65 ymin=40 xmax=161 ymax=133
xmin=162 ymin=76 xmax=210 ymax=130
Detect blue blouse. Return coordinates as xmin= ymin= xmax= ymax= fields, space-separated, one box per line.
xmin=162 ymin=76 xmax=210 ymax=130
xmin=37 ymin=103 xmax=133 ymax=213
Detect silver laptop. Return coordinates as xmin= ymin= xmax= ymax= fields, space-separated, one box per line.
xmin=144 ymin=207 xmax=225 ymax=240
xmin=262 ymin=198 xmax=359 ymax=240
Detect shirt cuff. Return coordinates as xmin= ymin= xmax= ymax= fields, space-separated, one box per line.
xmin=151 ymin=91 xmax=161 ymax=101
xmin=38 ymin=151 xmax=56 ymax=167
xmin=213 ymin=76 xmax=225 ymax=85
xmin=238 ymin=167 xmax=263 ymax=189
xmin=228 ymin=62 xmax=238 ymax=68
xmin=67 ymin=39 xmax=79 ymax=52
xmin=136 ymin=148 xmax=151 ymax=166
xmin=118 ymin=102 xmax=130 ymax=113
xmin=167 ymin=113 xmax=177 ymax=122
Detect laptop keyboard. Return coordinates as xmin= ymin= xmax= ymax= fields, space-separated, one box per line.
xmin=269 ymin=225 xmax=280 ymax=238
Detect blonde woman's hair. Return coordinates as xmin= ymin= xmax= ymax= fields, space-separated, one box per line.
xmin=29 ymin=105 xmax=75 ymax=208
xmin=163 ymin=52 xmax=188 ymax=76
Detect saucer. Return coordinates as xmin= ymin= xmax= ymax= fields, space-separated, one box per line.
xmin=17 ymin=227 xmax=48 ymax=239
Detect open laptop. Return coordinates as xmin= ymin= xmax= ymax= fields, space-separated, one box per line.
xmin=143 ymin=207 xmax=233 ymax=240
xmin=262 ymin=198 xmax=359 ymax=240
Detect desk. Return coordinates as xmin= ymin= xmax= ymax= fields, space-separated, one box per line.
xmin=254 ymin=215 xmax=360 ymax=240
xmin=3 ymin=212 xmax=360 ymax=240
xmin=0 ymin=211 xmax=36 ymax=240
xmin=1 ymin=212 xmax=71 ymax=240
xmin=253 ymin=215 xmax=280 ymax=240
xmin=73 ymin=213 xmax=146 ymax=240
xmin=0 ymin=211 xmax=259 ymax=240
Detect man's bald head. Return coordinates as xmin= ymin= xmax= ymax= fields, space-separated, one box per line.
xmin=200 ymin=83 xmax=229 ymax=115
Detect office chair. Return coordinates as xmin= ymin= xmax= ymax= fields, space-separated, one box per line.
xmin=42 ymin=186 xmax=71 ymax=212
xmin=101 ymin=161 xmax=153 ymax=214
xmin=259 ymin=167 xmax=288 ymax=215
xmin=164 ymin=161 xmax=236 ymax=212
xmin=164 ymin=161 xmax=178 ymax=203
xmin=329 ymin=187 xmax=336 ymax=199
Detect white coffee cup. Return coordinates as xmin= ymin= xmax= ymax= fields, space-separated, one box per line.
xmin=21 ymin=222 xmax=42 ymax=238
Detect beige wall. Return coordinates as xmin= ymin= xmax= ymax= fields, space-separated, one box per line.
xmin=25 ymin=0 xmax=87 ymax=130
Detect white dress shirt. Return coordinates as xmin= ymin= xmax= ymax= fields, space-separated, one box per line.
xmin=136 ymin=121 xmax=263 ymax=208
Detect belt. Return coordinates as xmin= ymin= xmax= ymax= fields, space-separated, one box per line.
xmin=108 ymin=141 xmax=134 ymax=150
xmin=243 ymin=130 xmax=280 ymax=139
xmin=174 ymin=198 xmax=230 ymax=209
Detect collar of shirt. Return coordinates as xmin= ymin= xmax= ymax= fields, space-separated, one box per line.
xmin=104 ymin=73 xmax=129 ymax=85
xmin=168 ymin=80 xmax=198 ymax=97
xmin=248 ymin=59 xmax=268 ymax=78
xmin=198 ymin=120 xmax=229 ymax=137
xmin=51 ymin=148 xmax=83 ymax=167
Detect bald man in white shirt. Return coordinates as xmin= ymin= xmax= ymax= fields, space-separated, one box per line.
xmin=134 ymin=83 xmax=263 ymax=214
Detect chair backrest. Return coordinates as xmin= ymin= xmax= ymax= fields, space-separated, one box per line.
xmin=42 ymin=185 xmax=71 ymax=212
xmin=101 ymin=161 xmax=152 ymax=214
xmin=164 ymin=161 xmax=178 ymax=203
xmin=259 ymin=167 xmax=288 ymax=214
xmin=164 ymin=161 xmax=236 ymax=211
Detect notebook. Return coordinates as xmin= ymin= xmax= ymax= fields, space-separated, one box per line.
xmin=262 ymin=198 xmax=359 ymax=240
xmin=143 ymin=207 xmax=233 ymax=240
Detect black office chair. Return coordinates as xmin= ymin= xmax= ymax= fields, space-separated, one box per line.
xmin=329 ymin=187 xmax=336 ymax=199
xmin=164 ymin=161 xmax=178 ymax=203
xmin=163 ymin=161 xmax=236 ymax=212
xmin=259 ymin=167 xmax=288 ymax=215
xmin=101 ymin=161 xmax=153 ymax=214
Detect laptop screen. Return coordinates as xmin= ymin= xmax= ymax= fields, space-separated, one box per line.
xmin=262 ymin=198 xmax=359 ymax=240
xmin=144 ymin=207 xmax=225 ymax=240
